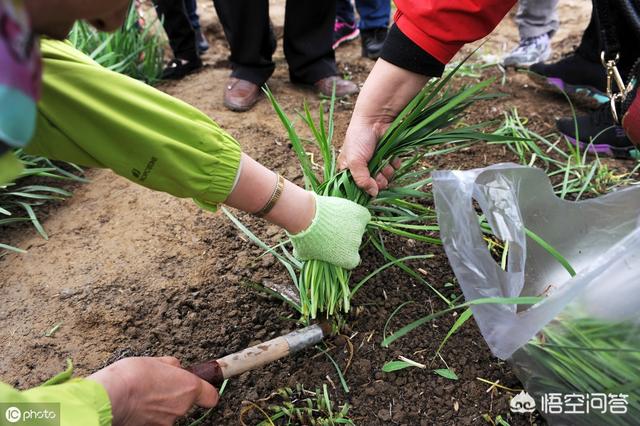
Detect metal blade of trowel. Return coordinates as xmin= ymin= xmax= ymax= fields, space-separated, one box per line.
xmin=187 ymin=322 xmax=332 ymax=387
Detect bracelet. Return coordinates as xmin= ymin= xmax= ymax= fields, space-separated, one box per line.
xmin=255 ymin=174 xmax=285 ymax=217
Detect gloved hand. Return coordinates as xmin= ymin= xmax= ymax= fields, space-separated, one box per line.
xmin=288 ymin=194 xmax=370 ymax=269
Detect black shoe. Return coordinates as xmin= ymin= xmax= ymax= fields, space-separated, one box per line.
xmin=529 ymin=54 xmax=609 ymax=106
xmin=333 ymin=20 xmax=360 ymax=49
xmin=161 ymin=57 xmax=202 ymax=80
xmin=196 ymin=29 xmax=209 ymax=54
xmin=361 ymin=27 xmax=387 ymax=59
xmin=556 ymin=104 xmax=636 ymax=158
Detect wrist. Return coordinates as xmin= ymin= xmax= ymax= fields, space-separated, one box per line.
xmin=354 ymin=59 xmax=428 ymax=124
xmin=268 ymin=186 xmax=316 ymax=234
xmin=87 ymin=365 xmax=132 ymax=426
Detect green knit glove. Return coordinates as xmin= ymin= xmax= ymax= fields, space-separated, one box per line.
xmin=288 ymin=194 xmax=371 ymax=270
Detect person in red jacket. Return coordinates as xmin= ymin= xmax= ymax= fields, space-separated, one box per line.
xmin=339 ymin=0 xmax=517 ymax=196
xmin=622 ymin=68 xmax=640 ymax=147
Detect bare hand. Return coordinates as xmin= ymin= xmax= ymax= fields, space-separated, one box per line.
xmin=88 ymin=356 xmax=219 ymax=426
xmin=338 ymin=59 xmax=429 ymax=197
xmin=338 ymin=117 xmax=399 ymax=197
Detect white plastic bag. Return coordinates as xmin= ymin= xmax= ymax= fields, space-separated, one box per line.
xmin=433 ymin=163 xmax=640 ymax=425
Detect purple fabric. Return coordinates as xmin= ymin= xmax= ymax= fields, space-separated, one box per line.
xmin=0 ymin=0 xmax=41 ymax=100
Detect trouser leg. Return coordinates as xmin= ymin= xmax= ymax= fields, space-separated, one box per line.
xmin=153 ymin=0 xmax=198 ymax=61
xmin=184 ymin=0 xmax=200 ymax=30
xmin=336 ymin=0 xmax=356 ymax=24
xmin=213 ymin=0 xmax=276 ymax=85
xmin=284 ymin=0 xmax=338 ymax=84
xmin=515 ymin=0 xmax=559 ymax=39
xmin=355 ymin=0 xmax=391 ymax=30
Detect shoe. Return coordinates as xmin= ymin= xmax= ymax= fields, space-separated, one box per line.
xmin=502 ymin=33 xmax=551 ymax=68
xmin=223 ymin=78 xmax=261 ymax=112
xmin=314 ymin=76 xmax=359 ymax=98
xmin=529 ymin=54 xmax=609 ymax=106
xmin=332 ymin=20 xmax=360 ymax=50
xmin=556 ymin=103 xmax=636 ymax=158
xmin=161 ymin=57 xmax=202 ymax=80
xmin=361 ymin=27 xmax=388 ymax=59
xmin=196 ymin=29 xmax=209 ymax=54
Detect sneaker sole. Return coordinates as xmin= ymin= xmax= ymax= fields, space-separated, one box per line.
xmin=562 ymin=133 xmax=638 ymax=159
xmin=361 ymin=46 xmax=381 ymax=60
xmin=503 ymin=45 xmax=552 ymax=69
xmin=529 ymin=73 xmax=609 ymax=108
xmin=333 ymin=29 xmax=360 ymax=50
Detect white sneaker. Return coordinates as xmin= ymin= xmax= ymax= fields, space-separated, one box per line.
xmin=503 ymin=33 xmax=551 ymax=68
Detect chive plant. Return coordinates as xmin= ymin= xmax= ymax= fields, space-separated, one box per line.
xmin=244 ymin=384 xmax=353 ymax=426
xmin=68 ymin=3 xmax=165 ymax=83
xmin=227 ymin=65 xmax=514 ymax=321
xmin=384 ymin=211 xmax=640 ymax=424
xmin=492 ymin=110 xmax=640 ymax=199
xmin=521 ymin=318 xmax=640 ymax=425
xmin=1 ymin=151 xmax=87 ymax=256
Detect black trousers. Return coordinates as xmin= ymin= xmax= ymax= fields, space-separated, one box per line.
xmin=153 ymin=0 xmax=198 ymax=62
xmin=213 ymin=0 xmax=338 ymax=85
xmin=576 ymin=5 xmax=637 ymax=76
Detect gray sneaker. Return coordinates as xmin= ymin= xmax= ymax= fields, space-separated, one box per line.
xmin=503 ymin=33 xmax=551 ymax=68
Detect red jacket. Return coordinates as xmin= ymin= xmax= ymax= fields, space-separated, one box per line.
xmin=394 ymin=0 xmax=517 ymax=63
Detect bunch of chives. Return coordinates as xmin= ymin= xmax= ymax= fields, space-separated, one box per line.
xmin=253 ymin=64 xmax=512 ymax=320
xmin=518 ymin=318 xmax=640 ymax=425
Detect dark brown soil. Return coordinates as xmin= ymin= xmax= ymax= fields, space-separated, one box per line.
xmin=0 ymin=1 xmax=609 ymax=425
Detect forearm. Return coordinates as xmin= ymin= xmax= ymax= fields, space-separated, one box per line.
xmin=351 ymin=58 xmax=429 ymax=126
xmin=224 ymin=153 xmax=315 ymax=234
xmin=36 ymin=40 xmax=315 ymax=234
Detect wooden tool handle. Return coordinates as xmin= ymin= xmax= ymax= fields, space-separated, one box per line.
xmin=188 ymin=323 xmax=328 ymax=386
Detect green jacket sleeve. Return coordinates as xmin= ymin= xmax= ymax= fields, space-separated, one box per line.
xmin=28 ymin=39 xmax=241 ymax=212
xmin=0 ymin=151 xmax=23 ymax=186
xmin=0 ymin=379 xmax=112 ymax=426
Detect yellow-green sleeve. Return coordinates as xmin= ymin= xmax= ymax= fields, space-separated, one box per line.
xmin=0 ymin=379 xmax=112 ymax=426
xmin=28 ymin=39 xmax=241 ymax=213
xmin=0 ymin=152 xmax=23 ymax=186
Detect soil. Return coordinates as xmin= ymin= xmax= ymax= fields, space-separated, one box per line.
xmin=0 ymin=1 xmax=620 ymax=425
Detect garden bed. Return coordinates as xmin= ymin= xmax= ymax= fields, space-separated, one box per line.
xmin=2 ymin=1 xmax=630 ymax=424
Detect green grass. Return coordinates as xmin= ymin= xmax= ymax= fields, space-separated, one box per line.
xmin=240 ymin=384 xmax=353 ymax=426
xmin=226 ymin=64 xmax=515 ymax=321
xmin=68 ymin=3 xmax=165 ymax=83
xmin=3 ymin=6 xmax=164 ymax=256
xmin=492 ymin=110 xmax=640 ymax=200
xmin=521 ymin=318 xmax=640 ymax=425
xmin=1 ymin=151 xmax=87 ymax=256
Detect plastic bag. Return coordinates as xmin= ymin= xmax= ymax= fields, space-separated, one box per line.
xmin=433 ymin=163 xmax=640 ymax=425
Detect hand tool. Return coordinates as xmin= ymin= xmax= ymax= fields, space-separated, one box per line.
xmin=188 ymin=322 xmax=331 ymax=386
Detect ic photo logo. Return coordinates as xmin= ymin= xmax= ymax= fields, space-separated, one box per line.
xmin=0 ymin=403 xmax=59 ymax=426
xmin=4 ymin=407 xmax=20 ymax=423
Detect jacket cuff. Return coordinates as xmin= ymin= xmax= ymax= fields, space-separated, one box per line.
xmin=19 ymin=378 xmax=113 ymax=426
xmin=193 ymin=130 xmax=242 ymax=213
xmin=394 ymin=11 xmax=464 ymax=64
xmin=64 ymin=379 xmax=113 ymax=426
xmin=381 ymin=24 xmax=445 ymax=77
